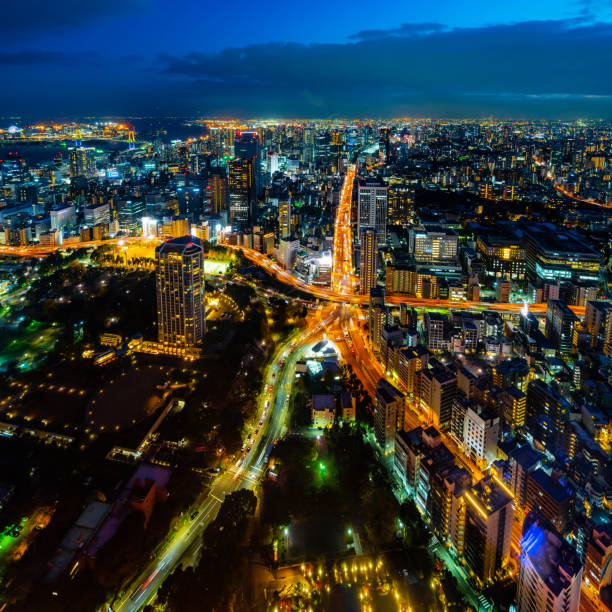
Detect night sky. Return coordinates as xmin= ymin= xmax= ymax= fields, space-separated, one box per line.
xmin=3 ymin=0 xmax=612 ymax=119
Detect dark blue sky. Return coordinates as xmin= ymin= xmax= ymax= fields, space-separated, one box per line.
xmin=3 ymin=0 xmax=612 ymax=119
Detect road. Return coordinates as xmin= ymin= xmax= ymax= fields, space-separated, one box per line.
xmin=112 ymin=308 xmax=337 ymax=612
xmin=225 ymin=243 xmax=586 ymax=317
xmin=0 ymin=225 xmax=586 ymax=318
xmin=331 ymin=165 xmax=356 ymax=294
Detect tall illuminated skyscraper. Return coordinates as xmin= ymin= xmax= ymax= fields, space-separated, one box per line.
xmin=360 ymin=226 xmax=378 ymax=295
xmin=358 ymin=178 xmax=388 ymax=243
xmin=228 ymin=157 xmax=255 ymax=229
xmin=234 ymin=131 xmax=261 ymax=196
xmin=208 ymin=167 xmax=228 ymax=215
xmin=68 ymin=146 xmax=96 ymax=178
xmin=155 ymin=236 xmax=205 ymax=347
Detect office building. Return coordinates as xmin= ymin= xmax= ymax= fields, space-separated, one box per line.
xmin=409 ymin=225 xmax=458 ymax=263
xmin=50 ymin=205 xmax=76 ymax=231
xmin=228 ymin=157 xmax=256 ymax=229
xmin=387 ymin=181 xmax=414 ymax=226
xmin=155 ymin=236 xmax=205 ymax=347
xmin=116 ymin=199 xmax=145 ymax=233
xmin=358 ymin=178 xmax=388 ymax=243
xmin=208 ymin=167 xmax=228 ymax=214
xmin=234 ymin=130 xmax=261 ymax=201
xmin=517 ymin=511 xmax=583 ymax=612
xmin=522 ymin=224 xmax=601 ymax=284
xmin=278 ymin=236 xmax=299 ymax=270
xmin=464 ymin=475 xmax=513 ymax=583
xmin=359 ymin=226 xmax=378 ymax=295
xmin=476 ymin=233 xmax=526 ymax=280
xmin=84 ymin=203 xmax=110 ymax=227
xmin=69 ymin=146 xmax=96 ymax=178
xmin=177 ymin=186 xmax=204 ymax=221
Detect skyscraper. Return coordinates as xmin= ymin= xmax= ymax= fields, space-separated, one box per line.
xmin=68 ymin=146 xmax=96 ymax=178
xmin=359 ymin=226 xmax=378 ymax=295
xmin=228 ymin=157 xmax=255 ymax=229
xmin=545 ymin=299 xmax=577 ymax=356
xmin=234 ymin=131 xmax=261 ymax=196
xmin=517 ymin=510 xmax=583 ymax=612
xmin=464 ymin=475 xmax=514 ymax=583
xmin=584 ymin=300 xmax=612 ymax=356
xmin=278 ymin=200 xmax=291 ymax=238
xmin=208 ymin=167 xmax=228 ymax=215
xmin=155 ymin=236 xmax=205 ymax=347
xmin=358 ymin=178 xmax=388 ymax=243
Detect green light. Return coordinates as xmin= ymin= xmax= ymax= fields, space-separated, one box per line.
xmin=319 ymin=462 xmax=326 ymax=472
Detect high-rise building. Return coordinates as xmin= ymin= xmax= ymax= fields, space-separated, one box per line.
xmin=387 ymin=181 xmax=414 ymax=226
xmin=278 ymin=201 xmax=291 ymax=239
xmin=208 ymin=167 xmax=228 ymax=215
xmin=462 ymin=407 xmax=500 ymax=465
xmin=369 ymin=286 xmax=390 ymax=353
xmin=464 ymin=475 xmax=514 ymax=583
xmin=234 ymin=131 xmax=261 ymax=196
xmin=425 ymin=312 xmax=448 ymax=352
xmin=397 ymin=346 xmax=430 ymax=395
xmin=374 ymin=379 xmax=404 ymax=455
xmin=358 ymin=179 xmax=388 ymax=243
xmin=545 ymin=299 xmax=578 ymax=356
xmin=525 ymin=469 xmax=572 ymax=534
xmin=228 ymin=158 xmax=255 ymax=229
xmin=155 ymin=236 xmax=205 ymax=347
xmin=584 ymin=300 xmax=612 ymax=356
xmin=517 ymin=511 xmax=583 ymax=612
xmin=177 ymin=186 xmax=204 ymax=222
xmin=418 ymin=367 xmax=457 ymax=431
xmin=359 ymin=226 xmax=378 ymax=295
xmin=68 ymin=146 xmax=96 ymax=178
xmin=526 ymin=380 xmax=570 ymax=451
xmin=116 ymin=199 xmax=145 ymax=233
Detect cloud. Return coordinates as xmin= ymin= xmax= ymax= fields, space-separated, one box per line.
xmin=349 ymin=22 xmax=449 ymax=40
xmin=4 ymin=0 xmax=143 ymax=40
xmin=2 ymin=17 xmax=612 ymax=118
xmin=154 ymin=19 xmax=612 ymax=117
xmin=0 ymin=51 xmax=79 ymax=65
